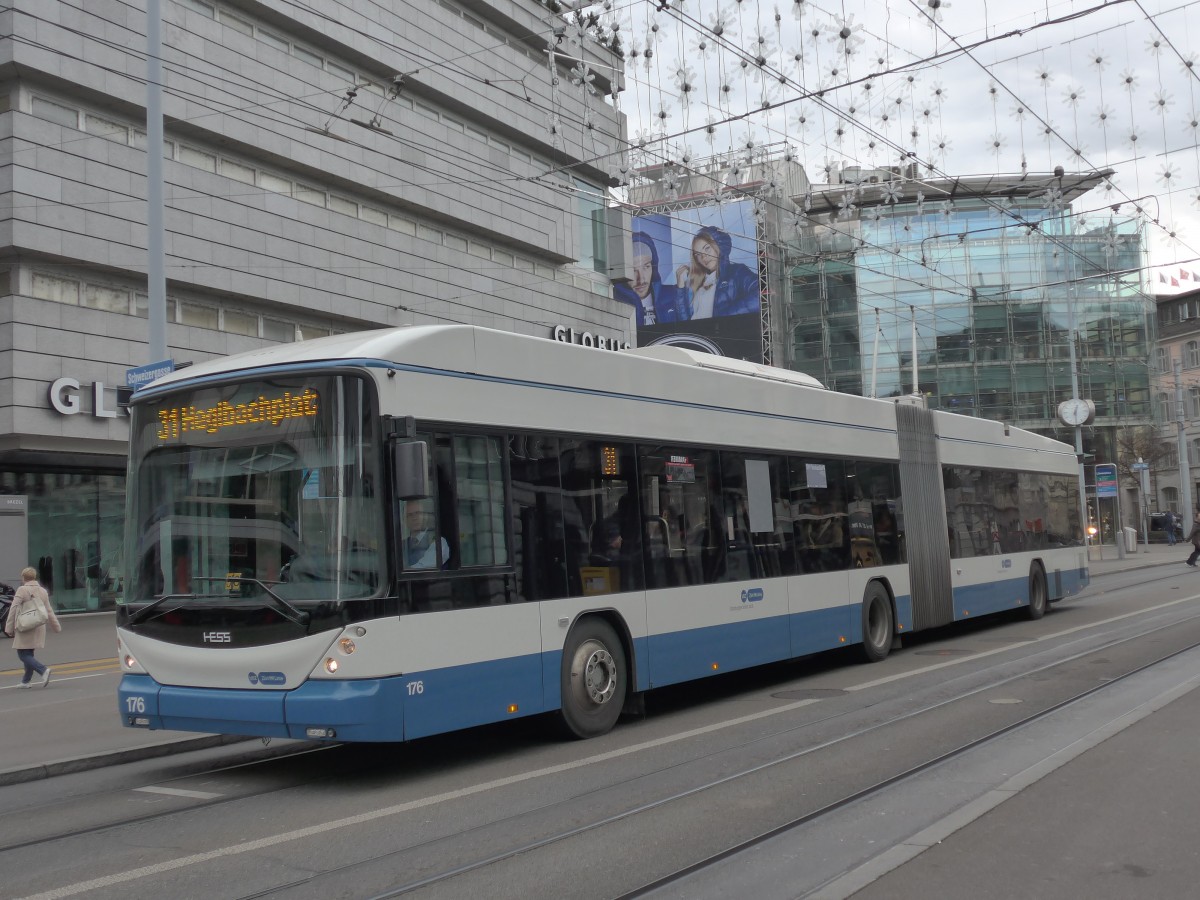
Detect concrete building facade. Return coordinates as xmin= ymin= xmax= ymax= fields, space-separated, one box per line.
xmin=1 ymin=0 xmax=628 ymax=610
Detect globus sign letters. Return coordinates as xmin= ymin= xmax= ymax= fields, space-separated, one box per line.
xmin=550 ymin=325 xmax=630 ymax=351
xmin=47 ymin=377 xmax=127 ymax=419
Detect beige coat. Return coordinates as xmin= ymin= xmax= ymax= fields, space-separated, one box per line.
xmin=5 ymin=581 xmax=61 ymax=650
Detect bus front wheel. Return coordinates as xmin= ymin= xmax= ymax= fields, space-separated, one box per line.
xmin=560 ymin=618 xmax=627 ymax=739
xmin=860 ymin=582 xmax=894 ymax=663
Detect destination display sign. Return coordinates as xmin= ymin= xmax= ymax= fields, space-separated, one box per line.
xmin=155 ymin=388 xmax=319 ymax=442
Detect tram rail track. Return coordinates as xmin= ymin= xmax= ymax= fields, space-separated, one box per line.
xmin=221 ymin=607 xmax=1200 ymax=900
xmin=8 ymin=587 xmax=1198 ymax=900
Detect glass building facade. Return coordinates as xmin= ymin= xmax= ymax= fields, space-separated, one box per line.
xmin=784 ymin=170 xmax=1154 ymax=461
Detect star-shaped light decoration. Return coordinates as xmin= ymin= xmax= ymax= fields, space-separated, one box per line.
xmin=707 ymin=8 xmax=736 ymax=40
xmin=923 ymin=0 xmax=950 ymax=26
xmin=672 ymin=61 xmax=697 ymax=106
xmin=830 ymin=14 xmax=865 ymax=57
xmin=1101 ymin=231 xmax=1123 ymax=259
xmin=1145 ymin=36 xmax=1165 ymax=57
xmin=1062 ymin=85 xmax=1084 ymax=108
xmin=570 ymin=62 xmax=597 ymax=96
xmin=1150 ymin=91 xmax=1174 ymax=115
xmin=791 ymin=0 xmax=808 ymax=22
xmin=1118 ymin=68 xmax=1138 ymax=93
xmin=689 ymin=33 xmax=715 ymax=58
xmin=835 ymin=192 xmax=857 ymax=221
xmin=880 ymin=180 xmax=903 ymax=204
xmin=1158 ymin=162 xmax=1180 ymax=188
xmin=606 ymin=156 xmax=632 ymax=185
xmin=790 ymin=105 xmax=812 ymax=135
xmin=718 ymin=70 xmax=736 ymax=110
xmin=749 ymin=30 xmax=775 ymax=68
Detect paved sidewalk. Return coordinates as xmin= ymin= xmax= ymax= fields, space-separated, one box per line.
xmin=1085 ymin=539 xmax=1191 ymax=577
xmin=0 ymin=544 xmax=1184 ymax=787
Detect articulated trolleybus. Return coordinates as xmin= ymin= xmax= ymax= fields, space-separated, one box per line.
xmin=118 ymin=325 xmax=1088 ymax=742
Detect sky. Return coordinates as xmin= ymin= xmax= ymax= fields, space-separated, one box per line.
xmin=571 ymin=0 xmax=1200 ymax=288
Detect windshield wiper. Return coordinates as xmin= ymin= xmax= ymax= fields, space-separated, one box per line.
xmin=126 ymin=592 xmax=198 ymax=627
xmin=127 ymin=578 xmax=311 ymax=628
xmin=192 ymin=576 xmax=311 ymax=627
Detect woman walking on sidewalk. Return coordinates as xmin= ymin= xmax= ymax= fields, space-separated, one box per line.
xmin=1187 ymin=514 xmax=1200 ymax=567
xmin=3 ymin=566 xmax=61 ymax=688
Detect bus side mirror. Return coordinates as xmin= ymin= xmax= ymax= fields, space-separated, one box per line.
xmin=393 ymin=440 xmax=431 ymax=500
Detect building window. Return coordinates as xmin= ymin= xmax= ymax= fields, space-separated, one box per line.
xmin=222 ymin=310 xmax=258 ymax=337
xmin=258 ymin=172 xmax=292 ymax=195
xmin=179 ymin=145 xmax=217 ymax=173
xmin=1156 ymin=347 xmax=1169 ymax=374
xmin=294 ymin=184 xmax=326 ymax=207
xmin=1187 ymin=341 xmax=1200 ymax=368
xmin=83 ymin=285 xmax=132 ymax=313
xmin=31 ymin=96 xmax=78 ymax=128
xmin=179 ymin=303 xmax=218 ymax=329
xmin=262 ymin=318 xmax=295 ymax=342
xmin=1158 ymin=392 xmax=1172 ymax=422
xmin=84 ymin=114 xmax=129 ymax=143
xmin=328 ymin=195 xmax=358 ymax=216
xmin=31 ymin=273 xmax=79 ymax=304
xmin=219 ymin=159 xmax=256 ymax=184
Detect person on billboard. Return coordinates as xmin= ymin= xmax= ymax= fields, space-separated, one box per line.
xmin=673 ymin=226 xmax=759 ymax=320
xmin=614 ymin=233 xmax=677 ymax=326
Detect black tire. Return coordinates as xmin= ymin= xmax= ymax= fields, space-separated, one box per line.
xmin=1026 ymin=564 xmax=1048 ymax=620
xmin=859 ymin=582 xmax=894 ymax=663
xmin=559 ymin=618 xmax=627 ymax=739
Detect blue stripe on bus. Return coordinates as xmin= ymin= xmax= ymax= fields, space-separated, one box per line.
xmin=117 ymin=579 xmax=1047 ymax=743
xmin=952 ymin=565 xmax=1090 ymax=620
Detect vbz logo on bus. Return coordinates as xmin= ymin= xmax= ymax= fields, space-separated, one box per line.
xmin=741 ymin=587 xmax=764 ymax=603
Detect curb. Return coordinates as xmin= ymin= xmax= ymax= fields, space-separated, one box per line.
xmin=0 ymin=733 xmax=255 ymax=787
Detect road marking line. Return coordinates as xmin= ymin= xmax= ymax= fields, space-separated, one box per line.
xmin=2 ymin=674 xmax=106 ymax=691
xmin=133 ymin=786 xmax=223 ymax=800
xmin=19 ymin=593 xmax=1199 ymax=897
xmin=845 ymin=593 xmax=1200 ymax=691
xmin=16 ymin=697 xmax=824 ymax=900
xmin=1 ymin=658 xmax=117 ymax=676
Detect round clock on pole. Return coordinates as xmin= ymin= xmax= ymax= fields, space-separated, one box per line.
xmin=1057 ymin=397 xmax=1095 ymax=427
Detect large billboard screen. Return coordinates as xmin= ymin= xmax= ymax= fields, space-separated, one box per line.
xmin=615 ymin=199 xmax=764 ymax=361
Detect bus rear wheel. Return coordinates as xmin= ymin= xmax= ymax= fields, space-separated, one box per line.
xmin=1026 ymin=564 xmax=1048 ymax=620
xmin=860 ymin=582 xmax=894 ymax=663
xmin=560 ymin=618 xmax=627 ymax=739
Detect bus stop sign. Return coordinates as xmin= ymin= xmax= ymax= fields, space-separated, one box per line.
xmin=1095 ymin=463 xmax=1118 ymax=498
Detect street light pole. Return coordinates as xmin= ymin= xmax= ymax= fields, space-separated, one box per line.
xmin=1066 ymin=265 xmax=1089 ymax=549
xmin=1177 ymin=358 xmax=1193 ymax=530
xmin=146 ymin=0 xmax=167 ymax=364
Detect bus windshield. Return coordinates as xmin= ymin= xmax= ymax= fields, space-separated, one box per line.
xmin=123 ymin=373 xmax=384 ymax=604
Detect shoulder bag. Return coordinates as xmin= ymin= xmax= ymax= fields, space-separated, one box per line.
xmin=14 ymin=595 xmax=48 ymax=633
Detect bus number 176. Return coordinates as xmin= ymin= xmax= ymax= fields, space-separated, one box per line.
xmin=407 ymin=681 xmax=424 ymax=696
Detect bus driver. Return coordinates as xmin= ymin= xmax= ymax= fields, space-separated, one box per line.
xmin=404 ymin=501 xmax=448 ymax=569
